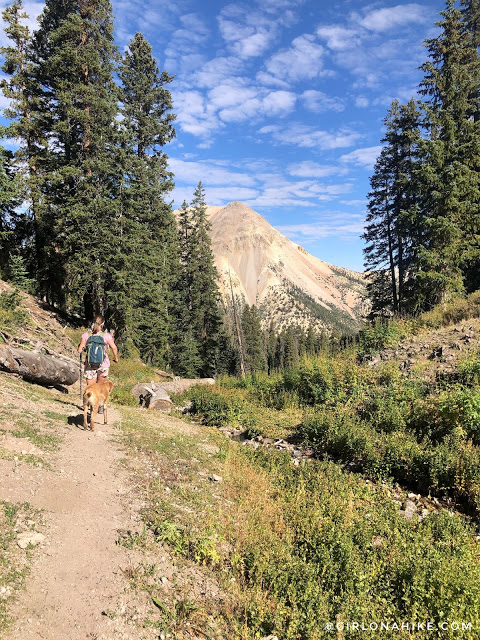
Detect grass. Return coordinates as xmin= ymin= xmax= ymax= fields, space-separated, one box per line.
xmin=109 ymin=357 xmax=166 ymax=406
xmin=117 ymin=403 xmax=480 ymax=639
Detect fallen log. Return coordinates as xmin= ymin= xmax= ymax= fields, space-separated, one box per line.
xmin=130 ymin=383 xmax=173 ymax=413
xmin=132 ymin=378 xmax=215 ymax=403
xmin=146 ymin=388 xmax=173 ymax=413
xmin=0 ymin=344 xmax=79 ymax=386
xmin=158 ymin=378 xmax=215 ymax=395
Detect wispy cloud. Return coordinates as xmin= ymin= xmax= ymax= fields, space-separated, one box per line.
xmin=265 ymin=34 xmax=329 ymax=82
xmin=218 ymin=3 xmax=282 ymax=59
xmin=357 ymin=4 xmax=430 ymax=32
xmin=170 ymin=157 xmax=256 ymax=186
xmin=301 ymin=90 xmax=344 ymax=113
xmin=258 ymin=123 xmax=362 ymax=149
xmin=288 ymin=161 xmax=342 ymax=178
xmin=340 ymin=145 xmax=382 ymax=169
xmin=277 ymin=213 xmax=365 ymax=241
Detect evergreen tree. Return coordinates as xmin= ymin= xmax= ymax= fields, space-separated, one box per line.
xmin=241 ymin=304 xmax=266 ymax=375
xmin=8 ymin=253 xmax=34 ymax=291
xmin=1 ymin=0 xmax=44 ymax=285
xmin=116 ymin=32 xmax=177 ymax=363
xmin=363 ymin=99 xmax=421 ymax=315
xmin=305 ymin=325 xmax=316 ymax=356
xmin=30 ymin=0 xmax=120 ymax=311
xmin=266 ymin=320 xmax=277 ymax=373
xmin=187 ymin=182 xmax=222 ymax=376
xmin=0 ymin=144 xmax=20 ymax=276
xmin=283 ymin=326 xmax=299 ymax=370
xmin=416 ymin=0 xmax=480 ymax=305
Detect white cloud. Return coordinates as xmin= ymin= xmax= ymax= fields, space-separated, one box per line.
xmin=355 ymin=96 xmax=369 ymax=108
xmin=195 ymin=57 xmax=245 ymax=89
xmin=340 ymin=145 xmax=382 ymax=169
xmin=259 ymin=123 xmax=362 ymax=149
xmin=218 ymin=4 xmax=280 ymax=59
xmin=301 ymin=90 xmax=344 ymax=113
xmin=164 ymin=12 xmax=209 ymax=74
xmin=277 ymin=215 xmax=365 ymax=241
xmin=288 ymin=161 xmax=340 ymax=178
xmin=172 ymin=184 xmax=258 ymax=206
xmin=255 ymin=71 xmax=290 ymax=89
xmin=169 ymin=157 xmax=256 ymax=187
xmin=208 ymin=84 xmax=296 ymax=123
xmin=358 ymin=4 xmax=429 ymax=32
xmin=262 ymin=90 xmax=296 ymax=115
xmin=173 ymin=89 xmax=222 ymax=139
xmin=265 ymin=34 xmax=328 ymax=81
xmin=316 ymin=26 xmax=359 ymax=51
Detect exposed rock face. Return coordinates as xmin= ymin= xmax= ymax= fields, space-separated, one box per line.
xmin=206 ymin=201 xmax=366 ymax=331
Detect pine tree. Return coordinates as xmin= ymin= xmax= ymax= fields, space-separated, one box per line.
xmin=30 ymin=0 xmax=120 ymax=312
xmin=416 ymin=0 xmax=480 ymax=305
xmin=363 ymin=99 xmax=421 ymax=315
xmin=187 ymin=182 xmax=222 ymax=376
xmin=241 ymin=304 xmax=266 ymax=375
xmin=283 ymin=326 xmax=299 ymax=370
xmin=116 ymin=32 xmax=177 ymax=363
xmin=1 ymin=0 xmax=44 ymax=286
xmin=8 ymin=253 xmax=34 ymax=292
xmin=266 ymin=320 xmax=277 ymax=373
xmin=305 ymin=325 xmax=316 ymax=356
xmin=0 ymin=144 xmax=20 ymax=276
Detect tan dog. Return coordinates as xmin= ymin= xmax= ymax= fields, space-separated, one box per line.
xmin=83 ymin=380 xmax=114 ymax=431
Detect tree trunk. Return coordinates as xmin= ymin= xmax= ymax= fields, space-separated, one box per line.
xmin=0 ymin=345 xmax=79 ymax=386
xmin=147 ymin=388 xmax=173 ymax=413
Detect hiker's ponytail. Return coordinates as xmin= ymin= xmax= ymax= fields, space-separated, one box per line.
xmin=92 ymin=315 xmax=105 ymax=334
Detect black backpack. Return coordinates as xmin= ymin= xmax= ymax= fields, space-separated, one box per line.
xmin=86 ymin=332 xmax=106 ymax=369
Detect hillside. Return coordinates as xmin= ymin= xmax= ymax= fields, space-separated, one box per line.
xmin=204 ymin=202 xmax=366 ymax=332
xmin=2 ymin=286 xmax=480 ymax=637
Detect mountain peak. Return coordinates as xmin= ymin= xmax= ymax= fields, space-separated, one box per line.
xmin=209 ymin=201 xmax=366 ymax=332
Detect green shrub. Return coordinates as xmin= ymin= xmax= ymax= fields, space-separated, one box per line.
xmin=358 ymin=318 xmax=410 ymax=357
xmin=111 ymin=386 xmax=138 ymax=406
xmin=0 ymin=290 xmax=30 ymax=331
xmin=188 ymin=386 xmax=257 ymax=426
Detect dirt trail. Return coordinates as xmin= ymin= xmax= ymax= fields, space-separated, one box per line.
xmin=0 ymin=401 xmax=156 ymax=640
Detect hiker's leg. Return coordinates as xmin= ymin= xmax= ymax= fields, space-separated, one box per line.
xmin=97 ymin=372 xmax=108 ymax=414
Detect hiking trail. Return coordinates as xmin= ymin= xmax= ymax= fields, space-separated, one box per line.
xmin=0 ymin=389 xmax=162 ymax=640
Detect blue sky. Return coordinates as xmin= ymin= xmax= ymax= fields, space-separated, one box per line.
xmin=0 ymin=0 xmax=446 ymax=271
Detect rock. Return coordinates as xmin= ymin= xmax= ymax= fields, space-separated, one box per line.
xmin=371 ymin=536 xmax=383 ymax=548
xmin=209 ymin=474 xmax=223 ymax=483
xmin=17 ymin=532 xmax=45 ymax=549
xmin=400 ymin=500 xmax=417 ymax=519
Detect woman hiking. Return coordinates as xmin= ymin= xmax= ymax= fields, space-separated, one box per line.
xmin=77 ymin=315 xmax=119 ymax=410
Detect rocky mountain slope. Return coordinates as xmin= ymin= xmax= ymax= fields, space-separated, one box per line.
xmin=205 ymin=201 xmax=366 ymax=332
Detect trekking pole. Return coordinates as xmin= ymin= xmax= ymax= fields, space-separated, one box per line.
xmin=79 ymin=352 xmax=83 ymax=404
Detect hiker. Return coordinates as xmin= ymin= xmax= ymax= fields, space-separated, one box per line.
xmin=77 ymin=315 xmax=119 ymax=392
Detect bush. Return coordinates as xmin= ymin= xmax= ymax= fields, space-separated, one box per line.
xmin=358 ymin=319 xmax=410 ymax=357
xmin=111 ymin=386 xmax=138 ymax=406
xmin=0 ymin=290 xmax=30 ymax=331
xmin=188 ymin=386 xmax=257 ymax=426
